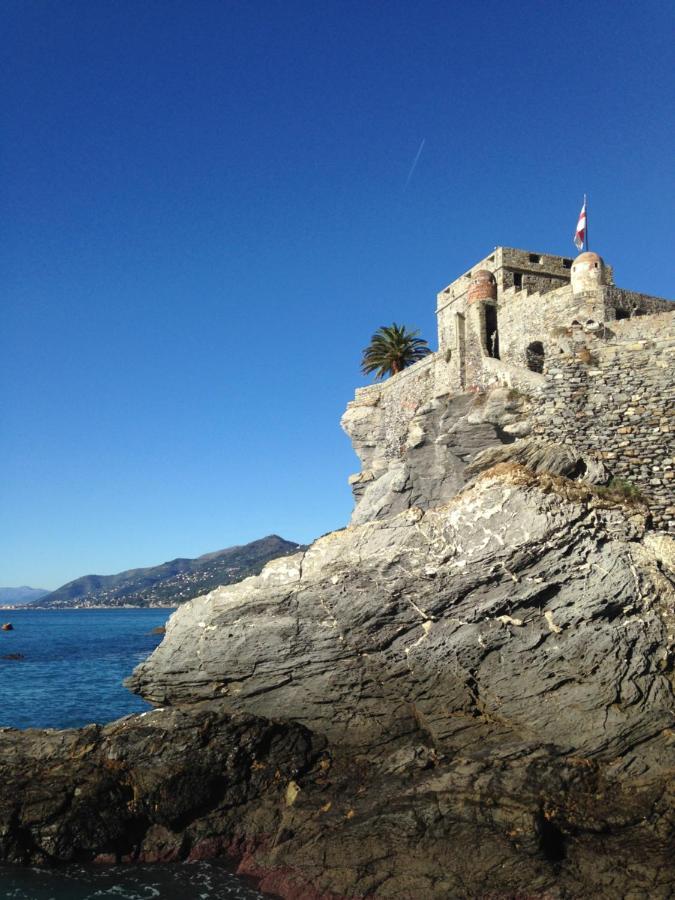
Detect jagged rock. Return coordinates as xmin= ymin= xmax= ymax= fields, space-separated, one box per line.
xmin=3 ymin=466 xmax=674 ymax=897
xmin=2 ymin=372 xmax=674 ymax=898
xmin=342 ymin=388 xmax=531 ymax=525
xmin=0 ymin=707 xmax=322 ymax=868
xmin=124 ymin=465 xmax=675 ymax=897
xmin=129 ymin=467 xmax=673 ymax=756
xmin=466 ymin=438 xmax=609 ymax=484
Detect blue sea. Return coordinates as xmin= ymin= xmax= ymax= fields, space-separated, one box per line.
xmin=0 ymin=608 xmax=268 ymax=899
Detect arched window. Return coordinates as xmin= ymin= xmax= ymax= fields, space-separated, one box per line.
xmin=526 ymin=341 xmax=545 ymax=373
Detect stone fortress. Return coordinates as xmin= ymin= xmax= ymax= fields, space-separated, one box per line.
xmin=343 ymin=246 xmax=674 ymax=530
xmin=11 ymin=256 xmax=674 ymax=900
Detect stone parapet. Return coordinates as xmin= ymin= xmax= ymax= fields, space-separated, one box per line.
xmin=351 ymin=351 xmax=439 ymax=404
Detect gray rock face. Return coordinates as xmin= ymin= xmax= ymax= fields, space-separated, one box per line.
xmin=341 ymin=388 xmax=528 ymax=524
xmin=467 ymin=437 xmax=609 ymax=484
xmin=124 ymin=465 xmax=675 ymax=897
xmin=3 ymin=380 xmax=675 ymax=898
xmin=129 ymin=468 xmax=674 ymax=763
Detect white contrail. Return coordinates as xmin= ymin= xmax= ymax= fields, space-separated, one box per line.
xmin=403 ymin=138 xmax=426 ymax=191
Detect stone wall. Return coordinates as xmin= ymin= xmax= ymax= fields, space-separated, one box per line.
xmin=533 ymin=311 xmax=675 ymax=531
xmin=342 ymin=353 xmax=450 ymax=475
xmin=496 ymin=284 xmax=603 ymax=371
xmin=605 ymin=286 xmax=673 ymax=318
xmin=439 ymin=281 xmax=672 ymax=395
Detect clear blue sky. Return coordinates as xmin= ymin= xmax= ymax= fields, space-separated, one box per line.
xmin=2 ymin=0 xmax=673 ymax=589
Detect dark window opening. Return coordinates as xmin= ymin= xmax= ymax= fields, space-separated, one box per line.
xmin=526 ymin=341 xmax=545 ymax=373
xmin=537 ymin=812 xmax=566 ymax=864
xmin=513 ymin=273 xmax=523 ymax=288
xmin=562 ymin=259 xmax=572 ymax=269
xmin=485 ymin=305 xmax=500 ymax=359
xmin=529 ymin=254 xmax=541 ymax=264
xmin=615 ymin=309 xmax=630 ymax=320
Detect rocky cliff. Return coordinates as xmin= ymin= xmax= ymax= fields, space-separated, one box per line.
xmin=1 ymin=387 xmax=674 ymax=899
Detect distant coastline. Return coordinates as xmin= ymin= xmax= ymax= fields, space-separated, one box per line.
xmin=0 ymin=604 xmax=177 ymax=611
xmin=29 ymin=535 xmax=301 ymax=611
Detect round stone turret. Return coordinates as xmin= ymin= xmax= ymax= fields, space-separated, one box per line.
xmin=467 ymin=269 xmax=497 ymax=304
xmin=571 ymin=251 xmax=606 ymax=293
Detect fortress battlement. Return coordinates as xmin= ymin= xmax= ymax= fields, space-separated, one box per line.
xmin=435 ymin=246 xmax=671 ymax=390
xmin=344 ymin=247 xmax=674 ymax=530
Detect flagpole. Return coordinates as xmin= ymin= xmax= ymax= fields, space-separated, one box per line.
xmin=584 ymin=193 xmax=588 ymax=251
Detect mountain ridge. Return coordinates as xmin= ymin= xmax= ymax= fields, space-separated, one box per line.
xmin=0 ymin=586 xmax=50 ymax=606
xmin=35 ymin=535 xmax=301 ymax=609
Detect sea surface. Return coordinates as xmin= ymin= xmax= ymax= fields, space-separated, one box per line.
xmin=0 ymin=608 xmax=268 ymax=899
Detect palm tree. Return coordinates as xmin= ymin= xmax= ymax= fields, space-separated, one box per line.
xmin=361 ymin=323 xmax=431 ymax=380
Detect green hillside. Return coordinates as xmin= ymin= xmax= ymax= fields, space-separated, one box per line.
xmin=36 ymin=535 xmax=300 ymax=608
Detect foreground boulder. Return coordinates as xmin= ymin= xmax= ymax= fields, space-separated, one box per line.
xmin=0 ymin=707 xmax=322 ymax=869
xmin=1 ymin=465 xmax=674 ymax=898
xmin=131 ymin=465 xmax=675 ymax=897
xmin=129 ymin=466 xmax=674 ymax=762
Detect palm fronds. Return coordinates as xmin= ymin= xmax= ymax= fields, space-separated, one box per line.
xmin=361 ymin=323 xmax=431 ymax=380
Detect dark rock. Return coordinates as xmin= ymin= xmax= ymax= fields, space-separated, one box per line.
xmin=0 ymin=707 xmax=322 ymax=868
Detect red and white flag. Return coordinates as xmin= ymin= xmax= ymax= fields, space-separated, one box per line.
xmin=574 ymin=197 xmax=587 ymax=250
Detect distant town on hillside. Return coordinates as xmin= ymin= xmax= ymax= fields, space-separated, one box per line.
xmin=5 ymin=536 xmax=300 ymax=610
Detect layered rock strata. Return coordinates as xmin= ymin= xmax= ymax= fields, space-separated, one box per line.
xmin=125 ymin=468 xmax=675 ymax=898
xmin=2 ymin=464 xmax=672 ymax=897
xmin=340 ymin=386 xmax=610 ymax=525
xmin=341 ymin=387 xmax=528 ymax=525
xmin=129 ymin=467 xmax=674 ymax=764
xmin=1 ymin=384 xmax=674 ymax=899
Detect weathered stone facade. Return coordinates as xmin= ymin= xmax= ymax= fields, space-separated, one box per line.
xmin=343 ymin=245 xmax=674 ymax=531
xmin=436 ymin=246 xmax=671 ymax=391
xmin=344 ymin=354 xmax=447 ymax=470
xmin=533 ymin=311 xmax=675 ymax=530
